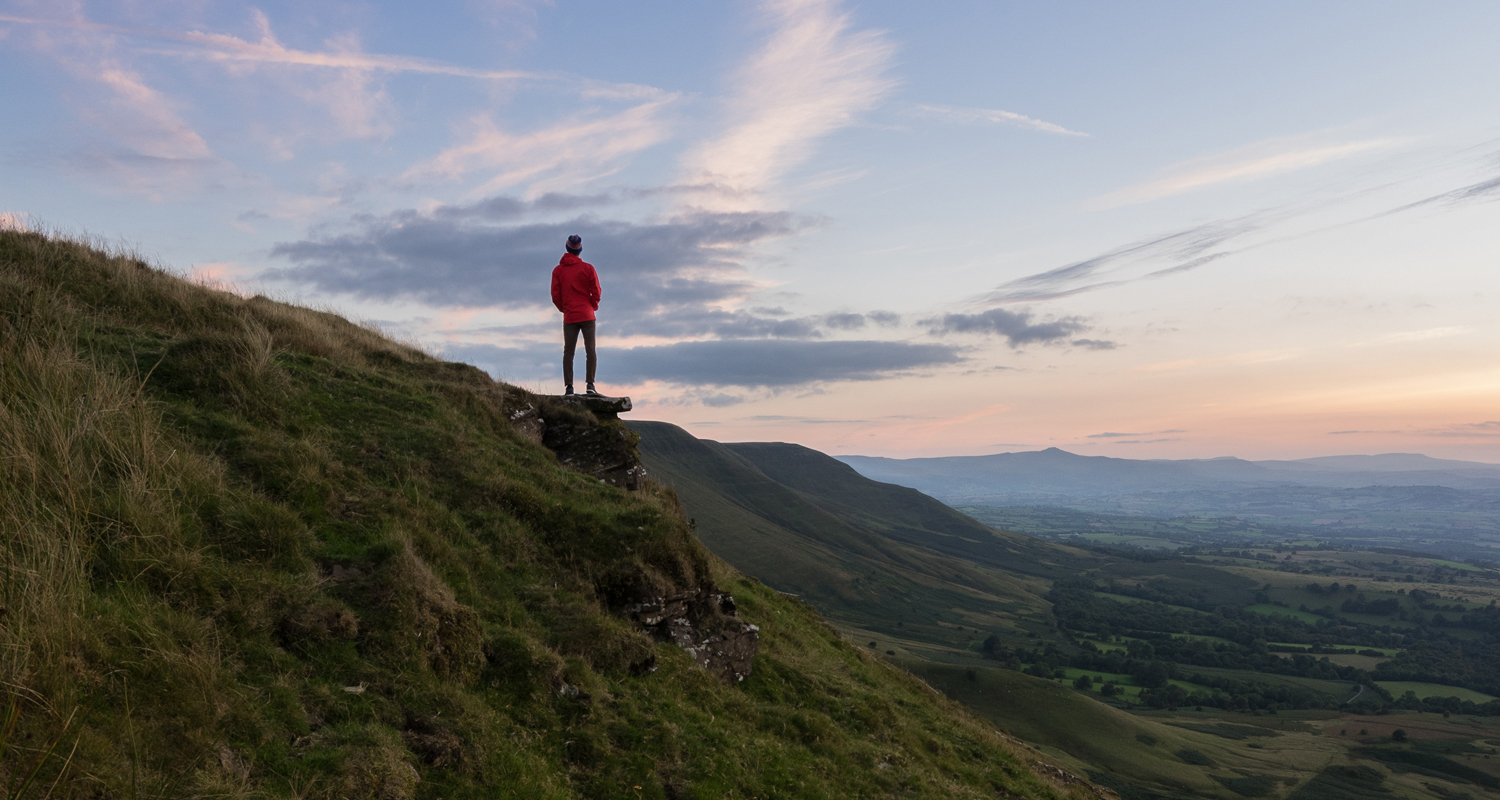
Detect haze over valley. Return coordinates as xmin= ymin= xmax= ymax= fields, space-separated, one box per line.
xmin=838 ymin=449 xmax=1500 ymax=561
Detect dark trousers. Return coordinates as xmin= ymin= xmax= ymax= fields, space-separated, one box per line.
xmin=562 ymin=320 xmax=596 ymax=387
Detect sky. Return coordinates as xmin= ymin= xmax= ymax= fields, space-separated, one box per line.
xmin=3 ymin=0 xmax=1500 ymax=461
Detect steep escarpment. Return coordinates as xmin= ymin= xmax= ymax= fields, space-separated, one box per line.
xmin=0 ymin=230 xmax=1108 ymax=799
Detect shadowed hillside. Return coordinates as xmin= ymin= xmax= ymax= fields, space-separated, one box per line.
xmin=630 ymin=421 xmax=1102 ymax=650
xmin=0 ymin=230 xmax=1107 ymax=799
xmin=722 ymin=441 xmax=1101 ymax=580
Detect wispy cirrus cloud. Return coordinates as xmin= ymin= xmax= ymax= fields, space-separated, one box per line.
xmin=5 ymin=9 xmax=389 ymax=175
xmin=1088 ymin=135 xmax=1407 ymax=209
xmin=1087 ymin=429 xmax=1185 ymax=439
xmin=3 ymin=11 xmax=216 ymax=179
xmin=402 ymin=98 xmax=678 ymax=197
xmin=678 ymin=0 xmax=896 ymax=209
xmin=89 ymin=62 xmax=212 ymax=161
xmin=4 ymin=7 xmax=689 ymax=184
xmin=466 ymin=0 xmax=555 ymax=48
xmin=43 ymin=51 xmax=225 ymax=196
xmin=1329 ymin=422 xmax=1500 ymax=439
xmin=0 ymin=11 xmax=653 ymax=92
xmin=0 ymin=7 xmax=667 ymax=153
xmin=976 ymin=147 xmax=1500 ymax=308
xmin=915 ymin=103 xmax=1087 ymax=137
xmin=1374 ymin=174 xmax=1500 ymax=218
xmin=982 ymin=213 xmax=1265 ymax=304
xmin=1421 ymin=421 xmax=1500 ymax=439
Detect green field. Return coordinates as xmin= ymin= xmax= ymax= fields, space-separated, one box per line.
xmin=1427 ymin=558 xmax=1486 ymax=572
xmin=1269 ymin=643 xmax=1401 ymax=657
xmin=1377 ymin=682 xmax=1499 ymax=703
xmin=1078 ymin=533 xmax=1181 ymax=549
xmin=911 ymin=663 xmax=1306 ymax=799
xmin=1245 ymin=604 xmax=1324 ymax=623
xmin=1187 ymin=666 xmax=1356 ymax=698
xmin=1320 ymin=654 xmax=1386 ymax=669
xmin=1093 ymin=591 xmax=1210 ymax=614
xmin=1175 ymin=633 xmax=1238 ymax=647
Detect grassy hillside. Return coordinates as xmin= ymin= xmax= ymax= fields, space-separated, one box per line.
xmin=722 ymin=443 xmax=1099 ymax=581
xmin=0 ymin=230 xmax=1105 ymax=799
xmin=907 ymin=664 xmax=1334 ymax=800
xmin=631 ymin=422 xmax=1092 ymax=646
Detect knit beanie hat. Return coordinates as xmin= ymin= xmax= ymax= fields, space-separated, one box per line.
xmin=566 ymin=234 xmax=582 ymax=254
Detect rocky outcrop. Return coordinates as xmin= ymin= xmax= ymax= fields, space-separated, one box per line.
xmin=504 ymin=389 xmax=758 ymax=682
xmin=507 ymin=394 xmax=646 ymax=490
xmin=622 ymin=588 xmax=759 ymax=683
xmin=559 ymin=394 xmax=632 ymax=420
xmin=543 ymin=416 xmax=647 ymax=490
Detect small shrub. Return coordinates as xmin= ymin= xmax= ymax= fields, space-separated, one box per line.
xmin=1176 ymin=748 xmax=1214 ymax=766
xmin=1213 ymin=774 xmax=1276 ymax=797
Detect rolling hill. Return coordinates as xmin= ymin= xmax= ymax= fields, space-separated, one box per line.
xmin=628 ymin=422 xmax=1097 ymax=646
xmin=0 ymin=229 xmax=1103 ymax=799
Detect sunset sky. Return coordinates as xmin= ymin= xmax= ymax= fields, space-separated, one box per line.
xmin=3 ymin=1 xmax=1499 ymax=460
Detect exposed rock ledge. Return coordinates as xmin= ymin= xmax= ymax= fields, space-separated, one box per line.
xmin=506 ymin=393 xmax=646 ymax=490
xmin=558 ymin=393 xmax=632 ymax=419
xmin=505 ymin=389 xmax=758 ymax=683
xmin=621 ymin=588 xmax=759 ymax=683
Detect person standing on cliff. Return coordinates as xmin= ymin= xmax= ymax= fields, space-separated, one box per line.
xmin=550 ymin=234 xmax=602 ymax=397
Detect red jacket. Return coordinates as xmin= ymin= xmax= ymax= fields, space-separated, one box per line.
xmin=550 ymin=253 xmax=601 ymax=323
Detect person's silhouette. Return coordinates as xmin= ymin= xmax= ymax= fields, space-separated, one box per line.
xmin=550 ymin=234 xmax=602 ymax=396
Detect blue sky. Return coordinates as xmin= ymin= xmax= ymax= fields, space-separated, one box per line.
xmin=4 ymin=1 xmax=1499 ymax=460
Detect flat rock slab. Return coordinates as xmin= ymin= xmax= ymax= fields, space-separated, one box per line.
xmin=555 ymin=394 xmax=632 ymax=419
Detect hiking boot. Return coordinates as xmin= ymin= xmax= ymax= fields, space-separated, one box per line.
xmin=564 ymin=385 xmax=575 ymax=396
xmin=585 ymin=383 xmax=601 ymax=396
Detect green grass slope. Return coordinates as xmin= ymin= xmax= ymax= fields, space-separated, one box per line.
xmin=908 ymin=666 xmax=1299 ymax=800
xmin=631 ymin=422 xmax=1080 ymax=644
xmin=723 ymin=442 xmax=1100 ymax=580
xmin=0 ymin=230 xmax=1105 ymax=800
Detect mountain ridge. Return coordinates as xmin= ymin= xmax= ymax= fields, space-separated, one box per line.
xmin=837 ymin=448 xmax=1500 ymax=499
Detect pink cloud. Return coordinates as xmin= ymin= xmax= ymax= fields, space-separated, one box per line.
xmin=403 ymin=98 xmax=677 ymax=197
xmin=678 ymin=0 xmax=896 ymax=210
